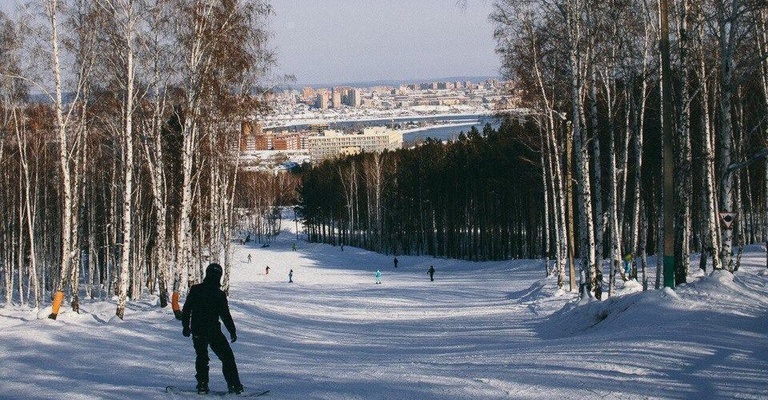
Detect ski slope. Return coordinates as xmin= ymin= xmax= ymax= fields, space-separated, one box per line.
xmin=1 ymin=223 xmax=768 ymax=399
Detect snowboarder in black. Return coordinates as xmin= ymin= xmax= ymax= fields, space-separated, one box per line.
xmin=393 ymin=257 xmax=398 ymax=268
xmin=181 ymin=263 xmax=244 ymax=394
xmin=428 ymin=265 xmax=435 ymax=281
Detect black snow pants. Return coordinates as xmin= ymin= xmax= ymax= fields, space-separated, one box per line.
xmin=193 ymin=331 xmax=241 ymax=387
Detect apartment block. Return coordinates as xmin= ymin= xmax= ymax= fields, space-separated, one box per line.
xmin=306 ymin=127 xmax=403 ymax=161
xmin=332 ymin=88 xmax=342 ymax=109
xmin=316 ymin=91 xmax=329 ymax=109
xmin=273 ymin=134 xmax=303 ymax=151
xmin=349 ymin=88 xmax=362 ymax=108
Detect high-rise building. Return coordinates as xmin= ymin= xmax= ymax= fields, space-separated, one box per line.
xmin=349 ymin=88 xmax=362 ymax=108
xmin=332 ymin=88 xmax=342 ymax=108
xmin=316 ymin=92 xmax=329 ymax=109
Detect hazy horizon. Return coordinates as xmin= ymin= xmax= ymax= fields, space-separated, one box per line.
xmin=284 ymin=74 xmax=502 ymax=90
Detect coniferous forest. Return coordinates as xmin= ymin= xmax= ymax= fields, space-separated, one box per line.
xmin=298 ymin=122 xmax=544 ymax=262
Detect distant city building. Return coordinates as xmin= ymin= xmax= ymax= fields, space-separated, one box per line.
xmin=273 ymin=134 xmax=303 ymax=150
xmin=349 ymin=88 xmax=362 ymax=108
xmin=306 ymin=127 xmax=403 ymax=161
xmin=258 ymin=77 xmax=516 ymax=130
xmin=254 ymin=133 xmax=270 ymax=150
xmin=332 ymin=88 xmax=342 ymax=109
xmin=316 ymin=91 xmax=329 ymax=109
xmin=301 ymin=87 xmax=316 ymax=104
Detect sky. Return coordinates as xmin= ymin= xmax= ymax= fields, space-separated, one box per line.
xmin=0 ymin=1 xmax=502 ymax=87
xmin=268 ymin=1 xmax=501 ymax=86
xmin=0 ymin=0 xmax=501 ymax=85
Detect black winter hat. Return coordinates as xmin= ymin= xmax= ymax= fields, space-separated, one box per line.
xmin=206 ymin=263 xmax=223 ymax=277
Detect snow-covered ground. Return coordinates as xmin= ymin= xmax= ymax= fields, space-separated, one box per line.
xmin=2 ymin=222 xmax=768 ymax=399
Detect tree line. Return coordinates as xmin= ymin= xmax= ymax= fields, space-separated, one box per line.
xmin=0 ymin=0 xmax=278 ymax=319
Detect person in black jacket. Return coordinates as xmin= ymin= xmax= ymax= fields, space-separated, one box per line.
xmin=181 ymin=263 xmax=243 ymax=394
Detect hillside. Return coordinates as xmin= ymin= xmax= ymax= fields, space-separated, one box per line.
xmin=1 ymin=223 xmax=767 ymax=399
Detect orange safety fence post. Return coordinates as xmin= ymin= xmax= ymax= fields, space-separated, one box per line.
xmin=48 ymin=290 xmax=65 ymax=320
xmin=171 ymin=291 xmax=182 ymax=320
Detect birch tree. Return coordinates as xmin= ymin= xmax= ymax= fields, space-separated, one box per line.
xmin=716 ymin=0 xmax=742 ymax=271
xmin=140 ymin=0 xmax=173 ymax=308
xmin=41 ymin=0 xmax=90 ymax=319
xmin=563 ymin=0 xmax=598 ymax=298
xmin=673 ymin=0 xmax=693 ymax=285
xmin=695 ymin=5 xmax=721 ymax=272
xmin=171 ymin=0 xmax=272 ymax=295
xmin=92 ymin=0 xmax=141 ymax=320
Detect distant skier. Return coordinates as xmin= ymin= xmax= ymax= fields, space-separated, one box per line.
xmin=265 ymin=265 xmax=270 ymax=275
xmin=292 ymin=243 xmax=297 ymax=251
xmin=623 ymin=253 xmax=633 ymax=278
xmin=247 ymin=254 xmax=251 ymax=263
xmin=375 ymin=270 xmax=382 ymax=284
xmin=393 ymin=257 xmax=398 ymax=268
xmin=428 ymin=265 xmax=435 ymax=281
xmin=289 ymin=269 xmax=293 ymax=283
xmin=181 ymin=263 xmax=244 ymax=395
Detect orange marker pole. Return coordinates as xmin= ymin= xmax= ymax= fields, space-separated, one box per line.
xmin=171 ymin=291 xmax=182 ymax=320
xmin=48 ymin=290 xmax=65 ymax=320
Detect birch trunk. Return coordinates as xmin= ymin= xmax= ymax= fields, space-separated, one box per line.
xmin=674 ymin=0 xmax=692 ymax=285
xmin=697 ymin=16 xmax=721 ymax=271
xmin=602 ymin=76 xmax=622 ymax=295
xmin=756 ymin=7 xmax=768 ymax=268
xmin=115 ymin=0 xmax=137 ymax=320
xmin=221 ymin=127 xmax=243 ymax=295
xmin=547 ymin=117 xmax=568 ymax=288
xmin=14 ymin=107 xmax=40 ymax=308
xmin=717 ymin=0 xmax=739 ymax=271
xmin=567 ymin=0 xmax=597 ymax=298
xmin=144 ymin=76 xmax=170 ymax=307
xmin=589 ymin=55 xmax=604 ymax=272
xmin=175 ymin=0 xmax=218 ymax=292
xmin=46 ymin=0 xmax=75 ymax=319
xmin=632 ymin=17 xmax=652 ymax=286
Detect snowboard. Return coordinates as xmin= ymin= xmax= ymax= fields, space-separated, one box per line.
xmin=166 ymin=386 xmax=269 ymax=397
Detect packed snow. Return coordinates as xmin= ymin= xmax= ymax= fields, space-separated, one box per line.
xmin=1 ymin=220 xmax=768 ymax=399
